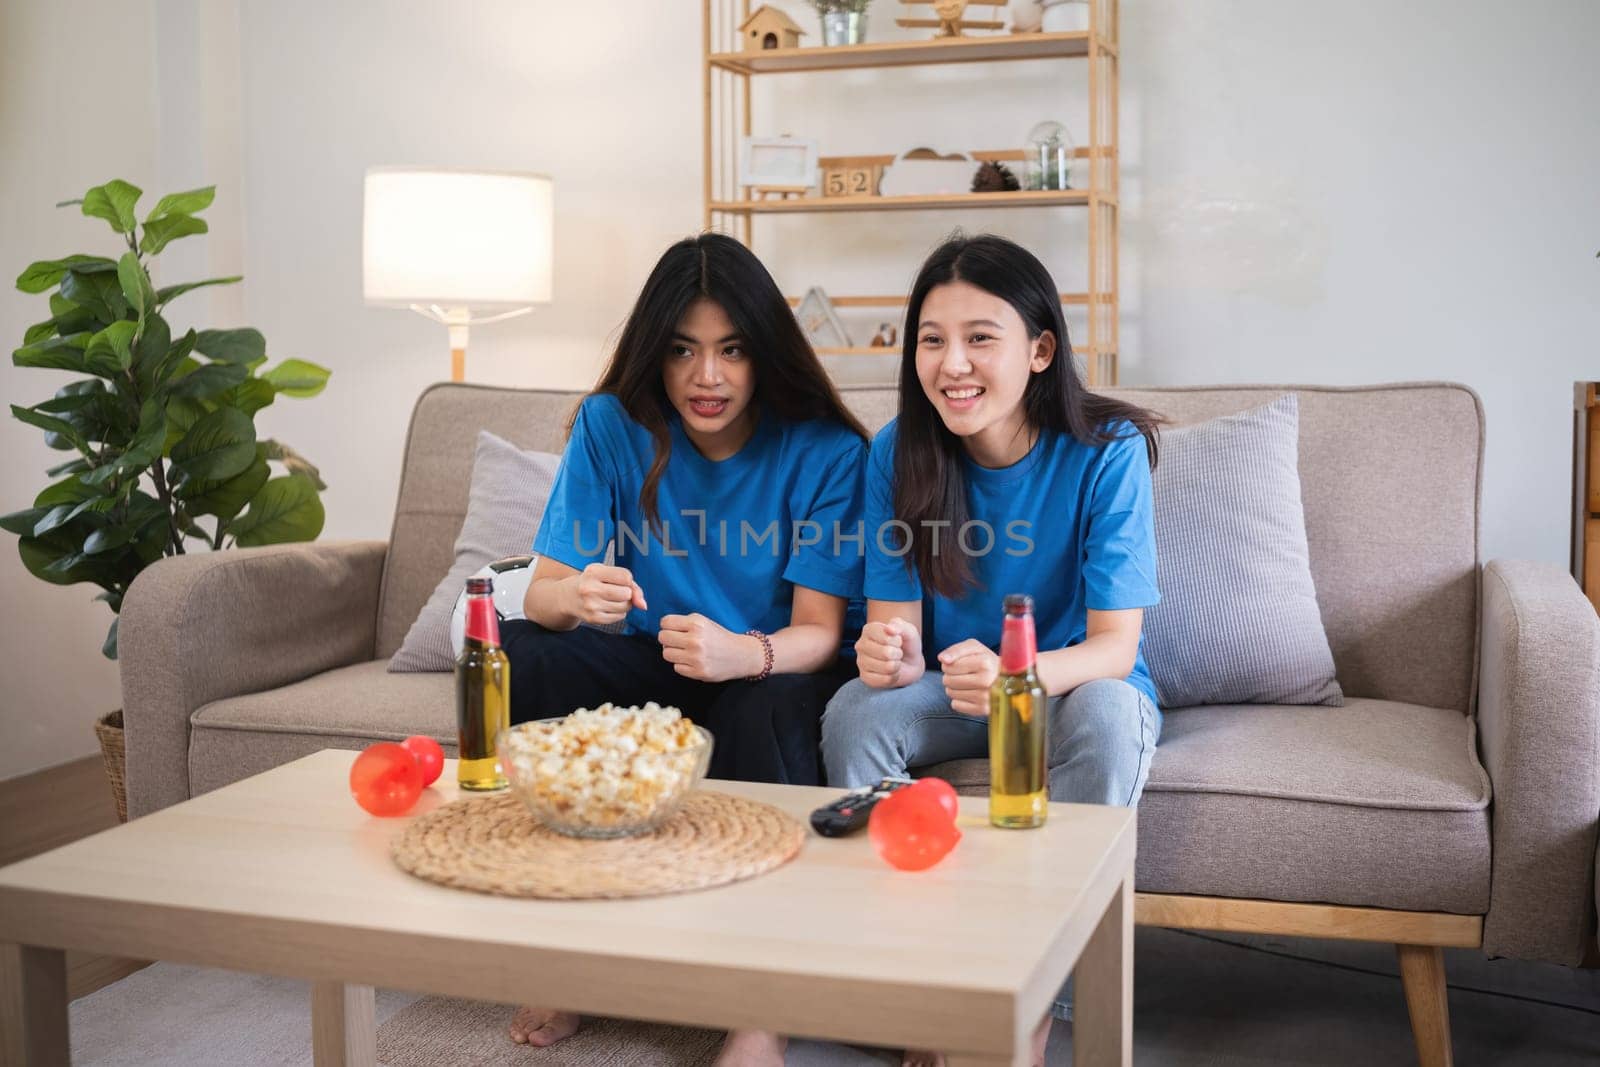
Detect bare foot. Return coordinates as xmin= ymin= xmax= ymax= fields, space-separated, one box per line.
xmin=714 ymin=1028 xmax=787 ymax=1066
xmin=902 ymin=1015 xmax=1051 ymax=1067
xmin=508 ymin=1006 xmax=581 ymax=1046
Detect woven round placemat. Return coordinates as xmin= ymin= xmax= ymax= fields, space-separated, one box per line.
xmin=391 ymin=790 xmax=805 ymax=900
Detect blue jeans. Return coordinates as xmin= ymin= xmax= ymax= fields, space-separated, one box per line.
xmin=820 ymin=672 xmax=1161 ymax=1018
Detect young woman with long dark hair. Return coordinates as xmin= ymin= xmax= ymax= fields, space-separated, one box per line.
xmin=499 ymin=233 xmax=867 ymax=1058
xmin=821 ymin=233 xmax=1163 ymax=1067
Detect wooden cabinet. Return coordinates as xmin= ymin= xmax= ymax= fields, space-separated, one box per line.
xmin=1572 ymin=383 xmax=1600 ymax=612
xmin=702 ymin=1 xmax=1121 ymax=385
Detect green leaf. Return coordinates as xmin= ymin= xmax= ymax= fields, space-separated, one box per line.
xmin=81 ymin=180 xmax=143 ymax=234
xmin=193 ymin=328 xmax=265 ymax=364
xmin=83 ymin=525 xmax=136 ymax=555
xmin=167 ymin=361 xmax=249 ymax=399
xmin=102 ymin=617 xmax=119 ymax=661
xmin=60 ymin=268 xmax=128 ymax=321
xmin=15 ymin=255 xmax=116 ymax=294
xmin=45 ymin=457 xmax=90 ymax=477
xmin=139 ymin=213 xmax=207 ymax=255
xmin=154 ymin=275 xmax=242 ymax=307
xmin=133 ymin=313 xmax=172 ymax=385
xmin=170 ymin=406 xmax=256 ymax=483
xmin=181 ymin=446 xmax=269 ymax=521
xmin=0 ymin=506 xmax=48 ymax=536
xmin=262 ymin=358 xmax=331 ymax=398
xmin=230 ymin=474 xmax=325 ymax=547
xmin=117 ymin=252 xmax=156 ymax=326
xmin=145 ymin=324 xmax=193 ymax=391
xmin=162 ymin=396 xmax=209 ymax=454
xmin=145 ymin=185 xmax=215 ymax=222
xmin=33 ymin=475 xmax=98 ymax=509
xmin=10 ymin=404 xmax=89 ymax=454
xmin=120 ymin=397 xmax=168 ymax=472
xmin=260 ymin=439 xmax=327 ymax=491
xmin=218 ymin=377 xmax=275 ymax=415
xmin=84 ymin=320 xmax=138 ymax=375
xmin=13 ymin=333 xmax=91 ymax=373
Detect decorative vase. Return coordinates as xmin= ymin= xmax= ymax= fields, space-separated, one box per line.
xmin=822 ymin=11 xmax=868 ymax=46
xmin=1009 ymin=0 xmax=1044 ymax=32
xmin=1040 ymin=0 xmax=1089 ymax=32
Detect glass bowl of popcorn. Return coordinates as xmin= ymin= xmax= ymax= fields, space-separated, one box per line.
xmin=497 ymin=703 xmax=712 ymax=838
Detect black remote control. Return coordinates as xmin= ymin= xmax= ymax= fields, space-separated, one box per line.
xmin=809 ymin=778 xmax=915 ymax=837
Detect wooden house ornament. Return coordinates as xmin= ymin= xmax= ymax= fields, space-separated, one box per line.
xmin=741 ymin=5 xmax=806 ymax=51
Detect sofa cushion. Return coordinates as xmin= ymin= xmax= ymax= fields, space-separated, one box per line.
xmin=1143 ymin=394 xmax=1343 ymax=707
xmin=1108 ymin=384 xmax=1482 ymax=713
xmin=923 ymin=697 xmax=1491 ymax=913
xmin=188 ymin=660 xmax=454 ymax=797
xmin=389 ymin=431 xmax=558 ymax=672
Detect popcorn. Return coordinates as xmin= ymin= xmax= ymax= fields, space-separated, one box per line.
xmin=501 ymin=703 xmax=705 ymax=833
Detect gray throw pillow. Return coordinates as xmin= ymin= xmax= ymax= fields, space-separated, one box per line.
xmin=388 ymin=431 xmax=558 ymax=672
xmin=1142 ymin=394 xmax=1344 ymax=707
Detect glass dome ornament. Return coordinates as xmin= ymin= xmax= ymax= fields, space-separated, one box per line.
xmin=1024 ymin=120 xmax=1074 ymax=191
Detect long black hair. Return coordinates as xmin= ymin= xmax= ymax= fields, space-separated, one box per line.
xmin=894 ymin=233 xmax=1163 ymax=598
xmin=579 ymin=232 xmax=868 ymax=528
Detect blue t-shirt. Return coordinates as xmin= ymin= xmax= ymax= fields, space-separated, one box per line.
xmin=864 ymin=418 xmax=1161 ymax=704
xmin=534 ymin=393 xmax=867 ymax=645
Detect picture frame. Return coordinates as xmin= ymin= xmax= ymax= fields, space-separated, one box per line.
xmin=795 ymin=286 xmax=850 ymax=350
xmin=738 ymin=136 xmax=820 ymax=194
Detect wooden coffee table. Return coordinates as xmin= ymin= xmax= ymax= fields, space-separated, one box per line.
xmin=0 ymin=750 xmax=1135 ymax=1066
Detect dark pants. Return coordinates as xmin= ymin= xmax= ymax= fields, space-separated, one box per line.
xmin=500 ymin=620 xmax=854 ymax=786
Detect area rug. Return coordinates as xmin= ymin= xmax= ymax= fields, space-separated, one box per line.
xmin=375 ymin=997 xmax=727 ymax=1066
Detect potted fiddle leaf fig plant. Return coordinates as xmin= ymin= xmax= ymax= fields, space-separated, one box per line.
xmin=3 ymin=179 xmax=332 ymax=819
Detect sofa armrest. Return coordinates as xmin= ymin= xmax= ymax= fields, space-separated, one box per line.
xmin=119 ymin=540 xmax=388 ymax=818
xmin=1478 ymin=559 xmax=1600 ymax=964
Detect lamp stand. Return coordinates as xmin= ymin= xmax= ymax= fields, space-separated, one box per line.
xmin=408 ymin=304 xmax=534 ymax=384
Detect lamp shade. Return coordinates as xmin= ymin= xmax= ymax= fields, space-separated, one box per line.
xmin=363 ymin=167 xmax=553 ymax=308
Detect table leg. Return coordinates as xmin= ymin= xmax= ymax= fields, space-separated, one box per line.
xmin=1 ymin=943 xmax=69 ymax=1067
xmin=310 ymin=980 xmax=376 ymax=1067
xmin=1073 ymin=872 xmax=1133 ymax=1067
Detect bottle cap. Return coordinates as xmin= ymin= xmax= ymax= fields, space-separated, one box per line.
xmin=1003 ymin=593 xmax=1034 ymax=615
xmin=465 ymin=576 xmax=494 ymax=596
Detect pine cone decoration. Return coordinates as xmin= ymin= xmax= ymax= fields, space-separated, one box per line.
xmin=971 ymin=160 xmax=1020 ymax=193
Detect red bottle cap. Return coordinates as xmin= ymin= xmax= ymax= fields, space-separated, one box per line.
xmin=999 ymin=594 xmax=1036 ymax=674
xmin=463 ymin=578 xmax=501 ymax=647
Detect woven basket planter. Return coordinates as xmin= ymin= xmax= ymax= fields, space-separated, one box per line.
xmin=93 ymin=709 xmax=128 ymax=823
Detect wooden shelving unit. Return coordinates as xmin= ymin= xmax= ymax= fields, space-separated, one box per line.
xmin=702 ymin=2 xmax=1120 ymax=384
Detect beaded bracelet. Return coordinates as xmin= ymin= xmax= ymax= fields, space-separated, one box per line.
xmin=745 ymin=629 xmax=774 ymax=682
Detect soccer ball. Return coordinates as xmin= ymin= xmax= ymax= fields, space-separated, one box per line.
xmin=449 ymin=555 xmax=535 ymax=656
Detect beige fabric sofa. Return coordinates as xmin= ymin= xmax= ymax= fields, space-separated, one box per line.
xmin=120 ymin=381 xmax=1600 ymax=1064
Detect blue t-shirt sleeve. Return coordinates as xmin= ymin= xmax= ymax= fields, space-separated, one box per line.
xmin=532 ymin=398 xmax=617 ymax=570
xmin=1082 ymin=431 xmax=1160 ymax=611
xmin=863 ymin=428 xmax=922 ymax=602
xmin=782 ymin=435 xmax=866 ymax=600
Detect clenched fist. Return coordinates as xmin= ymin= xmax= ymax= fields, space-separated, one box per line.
xmin=658 ymin=613 xmax=759 ymax=683
xmin=854 ymin=618 xmax=925 ymax=689
xmin=566 ymin=564 xmax=647 ymax=626
xmin=938 ymin=639 xmax=1000 ymax=717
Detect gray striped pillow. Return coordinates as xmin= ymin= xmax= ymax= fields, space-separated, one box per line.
xmin=388 ymin=431 xmax=558 ymax=672
xmin=1142 ymin=394 xmax=1343 ymax=707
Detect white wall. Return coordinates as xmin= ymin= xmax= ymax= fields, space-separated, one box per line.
xmin=3 ymin=0 xmax=1596 ymax=779
xmin=0 ymin=0 xmax=160 ymax=779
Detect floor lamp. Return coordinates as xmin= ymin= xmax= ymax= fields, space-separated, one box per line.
xmin=362 ymin=167 xmax=553 ymax=382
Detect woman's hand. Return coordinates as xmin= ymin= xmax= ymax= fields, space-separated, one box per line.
xmin=938 ymin=639 xmax=1000 ymax=717
xmin=854 ymin=619 xmax=925 ymax=689
xmin=658 ymin=613 xmax=759 ymax=683
xmin=566 ymin=564 xmax=646 ymax=626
